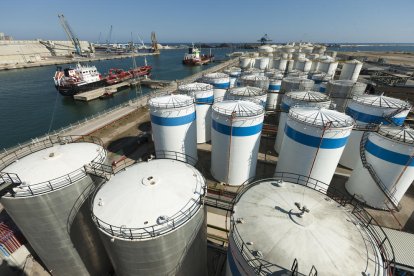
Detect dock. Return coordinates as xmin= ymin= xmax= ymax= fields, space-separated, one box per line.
xmin=73 ymin=79 xmax=175 ymax=101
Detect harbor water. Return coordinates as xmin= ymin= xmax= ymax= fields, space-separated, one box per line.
xmin=0 ymin=48 xmax=232 ymax=149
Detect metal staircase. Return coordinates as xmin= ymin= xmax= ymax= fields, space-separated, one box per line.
xmin=0 ymin=172 xmax=22 ymax=196
xmin=289 ymin=259 xmax=318 ymax=276
xmin=359 ymin=132 xmax=399 ymax=210
xmin=383 ymin=106 xmax=408 ymax=125
xmin=84 ymin=161 xmax=114 ymax=180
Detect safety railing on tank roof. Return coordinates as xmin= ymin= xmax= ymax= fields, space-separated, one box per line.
xmin=0 ymin=135 xmax=106 ymax=197
xmin=90 ymin=150 xmax=207 ymax=240
xmin=147 ymin=91 xmax=194 ymax=109
xmin=212 ymin=98 xmax=265 ymax=117
xmin=230 ymin=173 xmax=395 ymax=276
xmin=288 ymin=108 xmax=354 ymax=128
xmin=352 ymin=95 xmax=411 ymax=108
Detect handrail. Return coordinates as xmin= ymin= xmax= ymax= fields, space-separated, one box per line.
xmin=289 ymin=108 xmax=354 ymax=128
xmin=359 ymin=132 xmax=400 ymax=210
xmin=90 ymin=150 xmax=206 ymax=240
xmin=230 ymin=173 xmax=395 ymax=275
xmin=0 ymin=135 xmax=106 ymax=197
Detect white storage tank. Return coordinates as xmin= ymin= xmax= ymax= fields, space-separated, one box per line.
xmin=211 ymin=100 xmax=264 ymax=185
xmin=264 ymin=69 xmax=284 ymax=80
xmin=273 ymin=58 xmax=288 ymax=71
xmin=239 ymin=57 xmax=254 ymax=69
xmin=339 ymin=95 xmax=411 ymax=169
xmin=318 ymin=60 xmax=339 ymax=77
xmin=340 ymin=59 xmax=363 ymax=82
xmin=275 ymin=92 xmax=331 ymax=154
xmin=258 ymin=45 xmax=273 ymax=53
xmin=227 ymin=86 xmax=267 ymax=107
xmin=238 ymin=75 xmax=269 ymax=89
xmin=178 ymin=83 xmax=215 ymax=143
xmin=266 ymin=79 xmax=282 ymax=110
xmin=226 ymin=177 xmax=390 ymax=276
xmin=91 ymin=158 xmax=207 ymax=276
xmin=240 ymin=68 xmax=262 ymax=77
xmin=294 ymin=58 xmax=312 ymax=72
xmin=0 ymin=136 xmax=112 ymax=276
xmin=254 ymin=57 xmax=270 ymax=70
xmin=311 ymin=73 xmax=331 ymax=93
xmin=275 ymin=106 xmax=354 ymax=185
xmin=280 ymin=77 xmax=315 ymax=93
xmin=327 ymin=80 xmax=367 ymax=112
xmin=148 ymin=94 xmax=198 ymax=165
xmin=286 ymin=70 xmax=308 ymax=79
xmin=202 ymin=72 xmax=230 ymax=99
xmin=224 ymin=67 xmax=242 ymax=88
xmin=346 ymin=126 xmax=414 ymax=210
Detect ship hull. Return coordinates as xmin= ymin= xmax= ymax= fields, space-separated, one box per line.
xmin=56 ymin=79 xmax=107 ymax=96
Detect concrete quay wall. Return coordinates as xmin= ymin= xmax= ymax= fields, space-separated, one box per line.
xmin=0 ymin=40 xmax=92 ymax=65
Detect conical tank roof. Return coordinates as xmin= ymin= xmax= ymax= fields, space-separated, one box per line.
xmin=203 ymin=72 xmax=229 ymax=79
xmin=149 ymin=94 xmax=193 ymax=108
xmin=229 ymin=86 xmax=266 ymax=97
xmin=213 ymin=100 xmax=264 ymax=117
xmin=352 ymin=94 xmax=411 ymax=109
xmin=289 ymin=106 xmax=354 ymax=128
xmin=178 ymin=82 xmax=213 ymax=92
xmin=378 ymin=125 xmax=414 ymax=144
xmin=285 ymin=91 xmax=330 ymax=102
xmin=240 ymin=75 xmax=268 ymax=81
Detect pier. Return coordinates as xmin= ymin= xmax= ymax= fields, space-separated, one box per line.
xmin=0 ymin=52 xmax=158 ymax=71
xmin=73 ymin=79 xmax=174 ymax=101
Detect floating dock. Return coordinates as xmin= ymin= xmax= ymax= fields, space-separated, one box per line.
xmin=73 ymin=79 xmax=174 ymax=101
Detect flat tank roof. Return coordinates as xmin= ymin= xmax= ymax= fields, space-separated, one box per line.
xmin=231 ymin=179 xmax=384 ymax=275
xmin=3 ymin=142 xmax=105 ymax=186
xmin=92 ymin=159 xmax=205 ymax=240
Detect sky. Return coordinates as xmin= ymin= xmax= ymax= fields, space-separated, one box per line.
xmin=1 ymin=0 xmax=414 ymax=43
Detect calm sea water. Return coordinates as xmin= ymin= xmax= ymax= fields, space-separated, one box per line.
xmin=0 ymin=48 xmax=232 ymax=149
xmin=1 ymin=44 xmax=413 ymax=149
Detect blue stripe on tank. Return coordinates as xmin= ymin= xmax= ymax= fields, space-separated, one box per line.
xmin=227 ymin=250 xmax=242 ymax=276
xmin=151 ymin=112 xmax=195 ymax=126
xmin=269 ymin=84 xmax=281 ymax=91
xmin=284 ymin=125 xmax=349 ymax=149
xmin=365 ymin=139 xmax=414 ymax=166
xmin=213 ymin=82 xmax=230 ymax=89
xmin=319 ymin=86 xmax=326 ymax=93
xmin=346 ymin=107 xmax=405 ymax=126
xmin=212 ymin=120 xmax=262 ymax=136
xmin=281 ymin=102 xmax=290 ymax=112
xmin=195 ymin=95 xmax=214 ymax=104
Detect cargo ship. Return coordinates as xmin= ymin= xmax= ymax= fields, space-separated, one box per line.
xmin=53 ymin=63 xmax=152 ymax=96
xmin=182 ymin=44 xmax=214 ymax=66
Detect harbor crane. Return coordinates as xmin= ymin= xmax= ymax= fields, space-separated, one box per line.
xmin=58 ymin=14 xmax=83 ymax=56
xmin=258 ymin=34 xmax=272 ymax=45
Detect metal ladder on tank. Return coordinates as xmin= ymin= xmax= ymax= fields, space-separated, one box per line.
xmin=0 ymin=172 xmax=22 ymax=196
xmin=382 ymin=106 xmax=409 ymax=125
xmin=290 ymin=258 xmax=318 ymax=276
xmin=84 ymin=161 xmax=114 ymax=180
xmin=359 ymin=132 xmax=400 ymax=210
